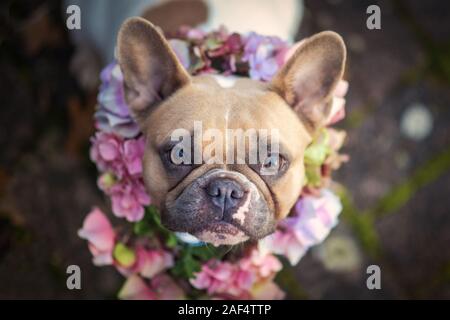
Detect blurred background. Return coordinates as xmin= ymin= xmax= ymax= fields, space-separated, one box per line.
xmin=1 ymin=0 xmax=450 ymax=299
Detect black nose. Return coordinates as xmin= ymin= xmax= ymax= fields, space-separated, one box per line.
xmin=206 ymin=179 xmax=245 ymax=216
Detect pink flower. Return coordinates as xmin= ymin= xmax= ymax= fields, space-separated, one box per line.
xmin=150 ymin=274 xmax=185 ymax=300
xmin=191 ymin=261 xmax=254 ymax=299
xmin=240 ymin=249 xmax=282 ymax=279
xmin=122 ymin=138 xmax=145 ymax=176
xmin=118 ymin=274 xmax=157 ymax=300
xmin=259 ymin=230 xmax=306 ymax=266
xmin=259 ymin=189 xmax=342 ymax=265
xmin=90 ymin=132 xmax=145 ymax=179
xmin=326 ymin=80 xmax=349 ymax=125
xmin=191 ymin=249 xmax=285 ymax=300
xmin=110 ymin=178 xmax=150 ymax=222
xmin=78 ymin=207 xmax=116 ymax=266
xmin=118 ymin=274 xmax=185 ymax=300
xmin=135 ymin=248 xmax=174 ymax=279
xmin=225 ymin=33 xmax=243 ymax=54
xmin=90 ymin=132 xmax=150 ymax=221
xmin=115 ymin=246 xmax=173 ymax=279
xmin=90 ymin=132 xmax=123 ymax=176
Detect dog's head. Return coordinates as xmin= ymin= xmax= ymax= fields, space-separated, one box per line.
xmin=117 ymin=18 xmax=346 ymax=246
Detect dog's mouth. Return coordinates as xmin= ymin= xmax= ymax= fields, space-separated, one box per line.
xmin=169 ymin=208 xmax=266 ymax=246
xmin=192 ymin=222 xmax=250 ymax=246
xmin=174 ymin=217 xmax=253 ymax=246
xmin=163 ymin=169 xmax=275 ymax=246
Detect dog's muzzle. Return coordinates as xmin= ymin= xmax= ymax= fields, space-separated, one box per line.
xmin=163 ymin=169 xmax=275 ymax=246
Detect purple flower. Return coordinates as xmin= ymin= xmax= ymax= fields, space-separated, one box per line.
xmin=248 ymin=55 xmax=279 ymax=82
xmin=186 ymin=28 xmax=206 ymax=40
xmin=169 ymin=39 xmax=190 ymax=70
xmin=243 ymin=32 xmax=289 ymax=81
xmin=95 ymin=63 xmax=140 ymax=138
xmin=259 ymin=189 xmax=342 ymax=265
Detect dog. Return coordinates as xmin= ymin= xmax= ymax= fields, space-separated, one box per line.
xmin=115 ymin=17 xmax=346 ymax=246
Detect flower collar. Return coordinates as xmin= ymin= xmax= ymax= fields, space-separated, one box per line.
xmin=80 ymin=26 xmax=348 ymax=300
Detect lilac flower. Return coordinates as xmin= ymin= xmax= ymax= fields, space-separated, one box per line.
xmin=168 ymin=39 xmax=190 ymax=70
xmin=186 ymin=28 xmax=206 ymax=40
xmin=243 ymin=32 xmax=289 ymax=81
xmin=95 ymin=63 xmax=140 ymax=138
xmin=259 ymin=189 xmax=342 ymax=265
xmin=248 ymin=55 xmax=279 ymax=81
xmin=118 ymin=274 xmax=185 ymax=300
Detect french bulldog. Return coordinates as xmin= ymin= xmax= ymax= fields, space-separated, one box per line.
xmin=117 ymin=17 xmax=346 ymax=246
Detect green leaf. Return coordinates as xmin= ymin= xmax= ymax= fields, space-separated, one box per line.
xmin=165 ymin=233 xmax=178 ymax=248
xmin=133 ymin=219 xmax=152 ymax=236
xmin=171 ymin=247 xmax=202 ymax=279
xmin=113 ymin=243 xmax=136 ymax=268
xmin=304 ymin=129 xmax=331 ymax=166
xmin=147 ymin=205 xmax=163 ymax=227
xmin=204 ymin=37 xmax=222 ymax=50
xmin=305 ymin=164 xmax=322 ymax=187
xmin=304 ymin=143 xmax=329 ymax=166
xmin=190 ymin=245 xmax=221 ymax=261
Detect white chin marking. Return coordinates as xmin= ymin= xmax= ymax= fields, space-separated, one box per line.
xmin=212 ymin=74 xmax=236 ymax=88
xmin=196 ymin=230 xmax=249 ymax=247
xmin=232 ymin=194 xmax=250 ymax=224
xmin=175 ymin=232 xmax=203 ymax=245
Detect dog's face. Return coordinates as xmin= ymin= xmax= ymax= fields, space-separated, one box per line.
xmin=117 ymin=18 xmax=346 ymax=246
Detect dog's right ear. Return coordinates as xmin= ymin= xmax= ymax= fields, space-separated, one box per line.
xmin=117 ymin=17 xmax=191 ymax=123
xmin=270 ymin=31 xmax=346 ymax=134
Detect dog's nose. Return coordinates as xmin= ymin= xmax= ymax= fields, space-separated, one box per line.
xmin=206 ymin=179 xmax=244 ymax=216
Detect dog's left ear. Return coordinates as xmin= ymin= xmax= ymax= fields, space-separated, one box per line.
xmin=271 ymin=31 xmax=346 ymax=133
xmin=117 ymin=17 xmax=191 ymax=123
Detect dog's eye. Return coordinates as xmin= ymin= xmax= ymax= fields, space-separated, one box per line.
xmin=263 ymin=154 xmax=279 ymax=169
xmin=169 ymin=144 xmax=187 ymax=165
xmin=260 ymin=153 xmax=285 ymax=174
